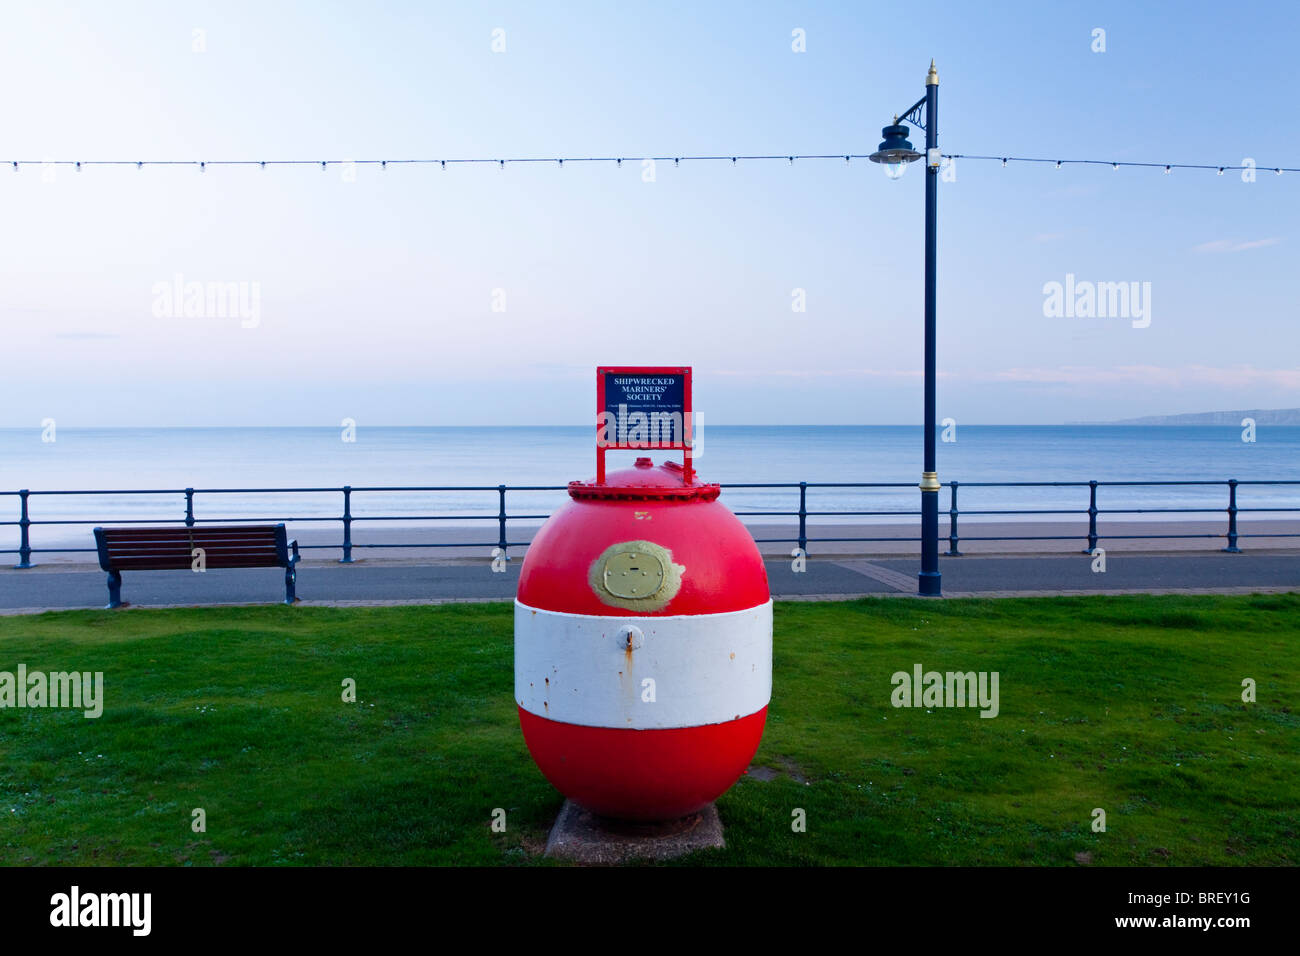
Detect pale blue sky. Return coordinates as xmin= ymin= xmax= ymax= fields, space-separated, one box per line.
xmin=2 ymin=0 xmax=1297 ymax=425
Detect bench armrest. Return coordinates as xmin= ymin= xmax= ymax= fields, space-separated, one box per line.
xmin=92 ymin=527 xmax=114 ymax=572
xmin=288 ymin=539 xmax=301 ymax=565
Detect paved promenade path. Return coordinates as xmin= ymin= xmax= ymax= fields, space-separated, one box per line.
xmin=0 ymin=553 xmax=1296 ymax=613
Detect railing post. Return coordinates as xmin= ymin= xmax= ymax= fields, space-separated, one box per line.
xmin=340 ymin=486 xmax=354 ymax=563
xmin=1224 ymin=478 xmax=1241 ymax=553
xmin=15 ymin=490 xmax=33 ymax=569
xmin=184 ymin=488 xmax=195 ymax=527
xmin=945 ymin=480 xmax=962 ymax=555
xmin=1084 ymin=480 xmax=1099 ymax=554
xmin=797 ymin=482 xmax=808 ymax=555
xmin=498 ymin=485 xmax=509 ymax=563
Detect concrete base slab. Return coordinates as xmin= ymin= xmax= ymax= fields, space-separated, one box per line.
xmin=543 ymin=799 xmax=724 ymax=863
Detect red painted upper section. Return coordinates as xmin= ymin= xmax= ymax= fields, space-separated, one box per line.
xmin=518 ymin=460 xmax=769 ymax=616
xmin=569 ymin=458 xmax=719 ymax=502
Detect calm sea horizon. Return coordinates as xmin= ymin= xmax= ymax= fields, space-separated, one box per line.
xmin=3 ymin=426 xmax=1298 ymax=548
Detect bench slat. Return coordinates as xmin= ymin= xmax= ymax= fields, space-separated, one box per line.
xmin=102 ymin=544 xmax=282 ymax=554
xmin=99 ymin=524 xmax=282 ymax=533
xmin=100 ymin=528 xmax=282 ymax=541
xmin=109 ymin=557 xmax=287 ymax=570
xmin=101 ymin=545 xmax=282 ymax=555
xmin=106 ymin=551 xmax=282 ymax=562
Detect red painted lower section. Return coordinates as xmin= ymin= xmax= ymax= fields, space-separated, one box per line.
xmin=518 ymin=706 xmax=768 ymax=821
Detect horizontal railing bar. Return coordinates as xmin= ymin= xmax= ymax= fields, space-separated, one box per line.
xmin=0 ymin=486 xmax=573 ymax=496
xmin=722 ymin=482 xmax=915 ymax=489
xmin=20 ymin=517 xmax=333 ymax=526
xmin=934 ymin=535 xmax=1095 ymax=542
xmin=734 ymin=511 xmax=924 ymax=518
xmin=929 ymin=481 xmax=1096 ymax=487
xmin=955 ymin=509 xmax=1087 ymax=516
xmin=340 ymin=486 xmax=567 ymax=493
xmin=16 ymin=547 xmax=100 ymax=554
xmin=805 ymin=536 xmax=924 ymax=543
xmin=1073 ymin=533 xmax=1225 ymax=539
xmin=342 ymin=542 xmax=528 ymax=549
xmin=957 ymin=480 xmax=1226 ymax=487
xmin=6 ymin=480 xmax=1300 ymax=496
xmin=314 ymin=515 xmax=500 ymax=522
xmin=2 ymin=489 xmax=202 ymax=496
xmin=961 ymin=533 xmax=1221 ymax=541
xmin=814 ymin=512 xmax=921 ymax=518
xmin=754 ymin=536 xmax=925 ymax=543
xmin=1099 ymin=508 xmax=1242 ymax=515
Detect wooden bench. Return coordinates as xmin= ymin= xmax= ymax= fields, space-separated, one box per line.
xmin=92 ymin=524 xmax=300 ymax=609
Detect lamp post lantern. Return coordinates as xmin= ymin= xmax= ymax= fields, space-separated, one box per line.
xmin=870 ymin=59 xmax=942 ymax=597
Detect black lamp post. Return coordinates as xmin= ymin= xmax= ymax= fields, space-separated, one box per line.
xmin=870 ymin=59 xmax=941 ymax=597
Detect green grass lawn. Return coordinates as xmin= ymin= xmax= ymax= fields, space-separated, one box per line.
xmin=0 ymin=594 xmax=1296 ymax=866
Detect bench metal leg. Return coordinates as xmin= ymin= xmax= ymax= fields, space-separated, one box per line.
xmin=284 ymin=539 xmax=300 ymax=605
xmin=105 ymin=570 xmax=123 ymax=609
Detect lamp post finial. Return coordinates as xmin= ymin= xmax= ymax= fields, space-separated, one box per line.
xmin=926 ymin=59 xmax=938 ymax=86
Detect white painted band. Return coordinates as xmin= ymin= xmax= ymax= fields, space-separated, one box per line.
xmin=515 ymin=599 xmax=773 ymax=730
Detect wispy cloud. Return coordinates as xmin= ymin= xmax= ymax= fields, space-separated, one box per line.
xmin=1033 ymin=232 xmax=1067 ymax=243
xmin=1192 ymin=237 xmax=1282 ymax=254
xmin=713 ymin=368 xmax=952 ymax=380
xmin=721 ymin=365 xmax=1300 ymax=389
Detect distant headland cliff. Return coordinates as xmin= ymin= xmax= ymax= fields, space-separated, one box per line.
xmin=1074 ymin=408 xmax=1300 ymax=425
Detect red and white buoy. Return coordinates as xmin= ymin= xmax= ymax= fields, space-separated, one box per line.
xmin=515 ymin=456 xmax=772 ymax=822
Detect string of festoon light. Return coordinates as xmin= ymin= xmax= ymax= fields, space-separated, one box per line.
xmin=948 ymin=155 xmax=1297 ymax=175
xmin=5 ymin=154 xmax=1298 ymax=174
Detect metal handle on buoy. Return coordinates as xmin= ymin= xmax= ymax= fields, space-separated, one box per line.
xmin=618 ymin=625 xmax=644 ymax=650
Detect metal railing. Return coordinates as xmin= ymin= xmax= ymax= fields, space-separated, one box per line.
xmin=3 ymin=479 xmax=1299 ymax=568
